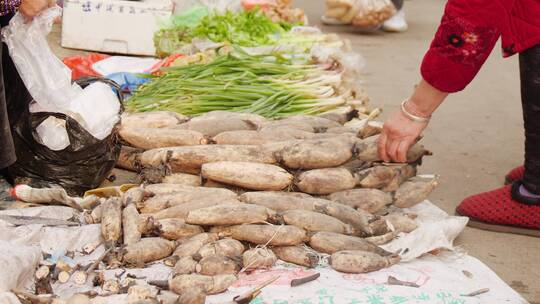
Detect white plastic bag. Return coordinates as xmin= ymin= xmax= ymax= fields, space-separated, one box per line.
xmin=36 ymin=116 xmax=70 ymax=150
xmin=67 ymin=82 xmax=120 ymax=140
xmin=1 ymin=7 xmax=83 ymax=112
xmin=91 ymin=56 xmax=160 ymax=75
xmin=33 ymin=81 xmax=120 ymax=150
xmin=2 ymin=7 xmax=121 ymax=149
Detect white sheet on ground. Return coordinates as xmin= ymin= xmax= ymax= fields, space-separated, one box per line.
xmin=207 ymin=253 xmax=527 ymax=304
xmin=0 ymin=205 xmax=78 ymax=220
xmin=0 ymin=201 xmax=527 ymax=303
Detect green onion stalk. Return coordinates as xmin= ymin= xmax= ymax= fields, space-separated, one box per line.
xmin=127 ymin=52 xmax=350 ymax=118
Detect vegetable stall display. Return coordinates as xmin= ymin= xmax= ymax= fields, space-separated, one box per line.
xmin=154 ymin=8 xmax=341 ymax=57
xmin=22 ymin=110 xmax=438 ymax=303
xmin=90 ymin=110 xmax=435 ymax=301
xmin=154 ymin=9 xmax=294 ymax=57
xmin=128 ymin=51 xmax=356 ymax=118
xmin=16 ymin=5 xmax=441 ymax=304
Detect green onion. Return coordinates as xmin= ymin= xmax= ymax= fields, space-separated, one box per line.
xmin=127 ymin=51 xmax=349 ymax=118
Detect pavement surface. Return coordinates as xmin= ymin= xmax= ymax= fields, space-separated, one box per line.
xmin=298 ymin=0 xmax=540 ymax=302
xmin=40 ymin=0 xmax=538 ymax=302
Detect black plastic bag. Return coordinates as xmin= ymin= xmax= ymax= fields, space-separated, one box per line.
xmin=8 ymin=77 xmax=123 ymax=196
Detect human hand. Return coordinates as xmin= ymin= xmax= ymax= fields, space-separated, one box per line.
xmin=378 ymin=80 xmax=447 ymax=163
xmin=19 ymin=0 xmax=55 ymax=19
xmin=378 ymin=107 xmax=428 ymax=163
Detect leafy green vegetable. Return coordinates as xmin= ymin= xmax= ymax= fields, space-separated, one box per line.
xmin=154 ymin=9 xmax=295 ymax=57
xmin=190 ymin=9 xmax=292 ymax=46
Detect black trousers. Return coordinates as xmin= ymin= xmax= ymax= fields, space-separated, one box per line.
xmin=520 ymin=45 xmax=540 ymax=194
xmin=0 ymin=25 xmax=16 ymax=170
xmin=0 ymin=14 xmax=32 ymax=170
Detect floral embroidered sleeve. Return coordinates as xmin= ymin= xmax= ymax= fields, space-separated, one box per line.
xmin=420 ymin=0 xmax=505 ymax=93
xmin=0 ymin=0 xmax=20 ymax=16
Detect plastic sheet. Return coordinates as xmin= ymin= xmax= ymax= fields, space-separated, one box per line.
xmin=0 ymin=201 xmax=527 ymax=303
xmin=91 ymin=56 xmax=160 ymax=76
xmin=0 ymin=206 xmax=77 ymax=221
xmin=0 ymin=240 xmax=41 ymax=293
xmin=209 ymin=253 xmax=527 ymax=303
xmin=106 ymin=72 xmax=151 ymax=96
xmin=62 ymin=53 xmax=110 ymax=80
xmin=148 ymin=54 xmax=185 ymax=73
xmin=207 ymin=201 xmax=525 ymax=303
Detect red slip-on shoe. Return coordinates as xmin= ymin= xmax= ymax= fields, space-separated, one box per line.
xmin=505 ymin=166 xmax=524 ymax=185
xmin=456 ymin=184 xmax=540 ymax=237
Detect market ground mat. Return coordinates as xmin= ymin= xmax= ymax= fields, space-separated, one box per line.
xmin=0 ymin=200 xmax=527 ymax=303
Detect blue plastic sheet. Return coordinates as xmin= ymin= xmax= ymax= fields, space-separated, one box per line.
xmin=106 ymin=72 xmax=149 ymax=96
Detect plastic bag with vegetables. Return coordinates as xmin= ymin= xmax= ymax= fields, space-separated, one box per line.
xmin=324 ymin=0 xmax=395 ymax=28
xmin=352 ymin=0 xmax=396 ymax=28
xmin=324 ymin=0 xmax=361 ymax=24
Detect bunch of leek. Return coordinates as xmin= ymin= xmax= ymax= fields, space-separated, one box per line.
xmin=127 ymin=52 xmax=350 ymax=118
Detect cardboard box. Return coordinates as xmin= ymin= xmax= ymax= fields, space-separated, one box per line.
xmin=61 ymin=0 xmax=173 ymax=56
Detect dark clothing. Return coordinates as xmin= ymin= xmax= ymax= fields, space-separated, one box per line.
xmin=0 ymin=13 xmax=30 ymax=169
xmin=390 ymin=0 xmax=403 ymax=11
xmin=520 ymin=45 xmax=540 ymax=195
xmin=0 ymin=13 xmax=14 ymax=27
xmin=0 ymin=25 xmax=16 ymax=169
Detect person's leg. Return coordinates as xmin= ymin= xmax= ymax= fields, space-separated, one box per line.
xmin=3 ymin=43 xmax=31 ymax=126
xmin=454 ymin=46 xmax=540 ymax=236
xmin=504 ymin=46 xmax=540 ymax=186
xmin=383 ymin=0 xmax=407 ymax=32
xmin=1 ymin=13 xmax=30 ymax=126
xmin=0 ymin=25 xmax=17 ymax=170
xmin=515 ymin=45 xmax=540 ymax=201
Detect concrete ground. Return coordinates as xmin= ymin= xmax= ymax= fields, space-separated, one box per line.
xmin=297 ymin=0 xmax=539 ymax=302
xmin=45 ymin=0 xmax=538 ymax=301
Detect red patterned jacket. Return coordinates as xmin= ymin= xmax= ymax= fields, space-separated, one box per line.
xmin=421 ymin=0 xmax=540 ymax=92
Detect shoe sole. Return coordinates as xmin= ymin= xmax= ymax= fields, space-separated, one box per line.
xmin=456 ymin=210 xmax=540 ymax=237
